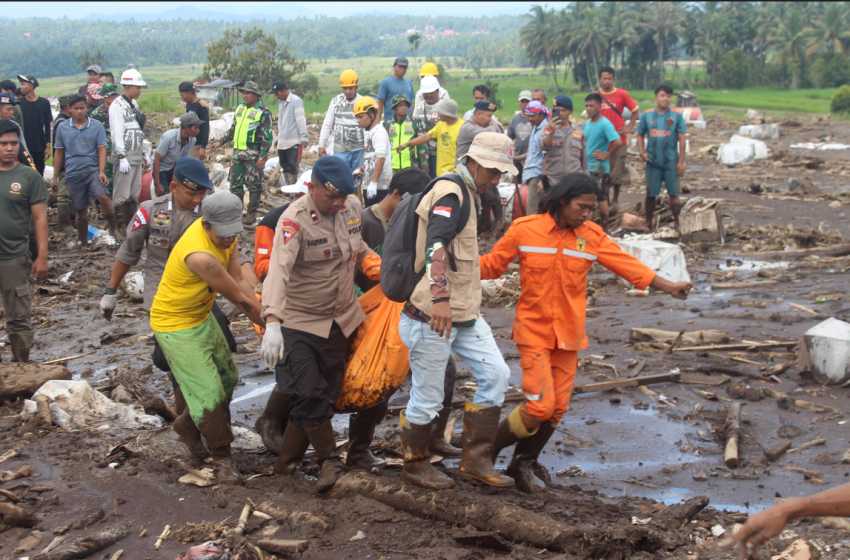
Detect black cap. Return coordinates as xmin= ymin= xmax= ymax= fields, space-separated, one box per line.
xmin=554 ymin=95 xmax=573 ymax=110
xmin=393 ymin=56 xmax=409 ymax=67
xmin=17 ymin=74 xmax=38 ymax=88
xmin=178 ymin=81 xmax=198 ymax=93
xmin=474 ymin=100 xmax=496 ymax=112
xmin=0 ymin=93 xmax=17 ymax=106
xmin=174 ymin=157 xmax=213 ymax=191
xmin=268 ymin=80 xmax=288 ymax=94
xmin=312 ymin=157 xmax=356 ymax=196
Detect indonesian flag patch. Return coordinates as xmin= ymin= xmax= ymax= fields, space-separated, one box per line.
xmin=434 ymin=206 xmax=452 ymax=218
xmin=131 ymin=208 xmax=149 ymax=231
xmin=257 ymin=243 xmax=269 ymax=255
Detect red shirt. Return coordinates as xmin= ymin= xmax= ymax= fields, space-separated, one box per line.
xmin=594 ymin=88 xmax=639 ymax=145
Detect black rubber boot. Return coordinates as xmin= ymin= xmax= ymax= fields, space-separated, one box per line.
xmin=273 ymin=420 xmax=311 ymax=476
xmin=255 ymin=386 xmax=291 ymax=454
xmin=399 ymin=411 xmax=454 ymax=489
xmin=8 ymin=334 xmax=30 ymax=363
xmin=458 ymin=401 xmax=515 ymax=488
xmin=507 ymin=422 xmax=556 ymax=493
xmin=210 ymin=445 xmax=243 ymax=485
xmin=345 ymin=401 xmax=387 ymax=470
xmin=304 ymin=419 xmax=346 ymax=493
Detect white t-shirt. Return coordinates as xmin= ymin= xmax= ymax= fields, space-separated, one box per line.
xmin=363 ymin=125 xmax=393 ymax=190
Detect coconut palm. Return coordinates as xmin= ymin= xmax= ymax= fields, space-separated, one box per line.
xmin=568 ymin=3 xmax=611 ymax=88
xmin=806 ymin=2 xmax=850 ymax=55
xmin=768 ymin=8 xmax=808 ymax=89
xmin=645 ymin=1 xmax=685 ymax=84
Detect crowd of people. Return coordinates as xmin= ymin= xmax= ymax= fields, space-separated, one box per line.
xmin=0 ymin=59 xmax=701 ymax=489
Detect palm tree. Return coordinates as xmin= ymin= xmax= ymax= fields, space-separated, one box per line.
xmin=407 ymin=33 xmax=422 ymax=63
xmin=76 ymin=49 xmax=94 ymax=71
xmin=646 ymin=2 xmax=685 ymax=84
xmin=609 ymin=12 xmax=638 ymax=70
xmin=520 ymin=6 xmax=553 ymax=88
xmin=91 ymin=48 xmax=110 ymax=69
xmin=806 ymin=2 xmax=850 ymax=55
xmin=568 ymin=4 xmax=611 ymax=88
xmin=768 ymin=8 xmax=808 ymax=89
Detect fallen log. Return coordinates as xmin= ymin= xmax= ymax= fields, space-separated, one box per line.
xmin=738 ymin=243 xmax=850 ymax=260
xmin=698 ymin=311 xmax=811 ymax=323
xmin=257 ymin=539 xmax=309 ymax=555
xmin=0 ymin=363 xmax=71 ymax=400
xmin=674 ymin=341 xmax=797 ymax=353
xmin=31 ymin=526 xmax=130 ymax=560
xmin=724 ymin=402 xmax=742 ymax=469
xmin=630 ymin=328 xmax=730 ymax=345
xmin=572 ymin=372 xmax=681 ymax=394
xmin=332 ymin=471 xmax=667 ymax=558
xmin=712 ymin=280 xmax=778 ymax=290
xmin=695 ymin=365 xmax=763 ymax=381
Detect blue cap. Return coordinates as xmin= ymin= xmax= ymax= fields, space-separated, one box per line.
xmin=312 ymin=157 xmax=356 ymax=196
xmin=473 ymin=100 xmax=497 ymax=112
xmin=0 ymin=93 xmax=16 ymax=106
xmin=554 ymin=95 xmax=573 ymax=110
xmin=174 ymin=157 xmax=213 ymax=191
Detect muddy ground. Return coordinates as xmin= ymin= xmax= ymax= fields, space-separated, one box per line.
xmin=1 ymin=114 xmax=850 ymax=560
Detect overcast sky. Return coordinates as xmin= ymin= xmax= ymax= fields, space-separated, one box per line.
xmin=4 ymin=1 xmax=572 ymax=19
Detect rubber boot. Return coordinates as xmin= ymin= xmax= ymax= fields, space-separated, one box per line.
xmin=400 ymin=411 xmax=454 ymax=489
xmin=491 ymin=404 xmax=538 ymax=465
xmin=75 ymin=214 xmax=89 ymax=247
xmin=506 ymin=422 xmax=556 ymax=493
xmin=57 ymin=204 xmax=73 ymax=232
xmin=304 ymin=419 xmax=346 ymax=493
xmin=273 ymin=420 xmax=311 ymax=475
xmin=242 ymin=191 xmax=261 ymax=228
xmin=8 ymin=333 xmax=30 ymax=363
xmin=173 ymin=409 xmax=209 ymax=459
xmin=256 ymin=386 xmax=292 ymax=454
xmin=210 ymin=445 xmax=243 ymax=485
xmin=458 ymin=401 xmax=515 ymax=488
xmin=429 ymin=357 xmax=462 ymax=457
xmin=114 ymin=205 xmax=126 ymax=232
xmin=345 ymin=402 xmax=387 ymax=470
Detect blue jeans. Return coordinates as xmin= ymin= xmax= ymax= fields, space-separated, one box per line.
xmin=399 ymin=313 xmax=510 ymax=426
xmin=332 ymin=149 xmax=365 ymax=173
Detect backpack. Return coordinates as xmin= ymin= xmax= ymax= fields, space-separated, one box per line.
xmin=380 ymin=174 xmax=471 ymax=303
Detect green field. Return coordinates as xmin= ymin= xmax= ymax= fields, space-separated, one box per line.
xmin=37 ymin=57 xmax=839 ymax=124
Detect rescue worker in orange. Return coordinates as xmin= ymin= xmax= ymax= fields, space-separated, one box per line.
xmin=479 ymin=172 xmax=693 ymax=492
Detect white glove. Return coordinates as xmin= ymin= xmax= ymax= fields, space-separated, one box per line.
xmin=143 ymin=153 xmax=151 ymax=166
xmin=366 ymin=182 xmax=378 ymax=199
xmin=100 ymin=293 xmax=117 ymax=320
xmin=118 ymin=158 xmax=131 ymax=174
xmin=261 ymin=322 xmax=284 ymax=369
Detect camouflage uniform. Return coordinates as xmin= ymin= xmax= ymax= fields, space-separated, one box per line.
xmin=220 ymin=95 xmax=273 ymax=196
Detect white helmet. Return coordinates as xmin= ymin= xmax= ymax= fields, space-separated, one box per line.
xmin=420 ymin=75 xmax=440 ymax=94
xmin=120 ymin=69 xmax=147 ymax=87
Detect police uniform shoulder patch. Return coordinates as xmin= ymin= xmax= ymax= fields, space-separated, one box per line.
xmin=131 ymin=207 xmax=150 ymax=231
xmin=576 ymin=238 xmax=587 ymax=252
xmin=310 ymin=209 xmax=319 ymax=223
xmin=280 ymin=220 xmax=300 ymax=245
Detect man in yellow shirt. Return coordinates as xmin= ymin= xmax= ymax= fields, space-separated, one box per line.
xmin=150 ymin=191 xmax=265 ymax=485
xmin=396 ymin=98 xmax=461 ymax=176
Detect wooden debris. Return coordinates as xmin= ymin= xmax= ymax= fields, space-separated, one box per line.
xmin=571 ymin=372 xmax=681 ymax=394
xmin=32 ymin=525 xmax=130 ymax=560
xmin=713 ymin=280 xmax=778 ymax=290
xmin=765 ymin=440 xmax=792 ymax=462
xmin=789 ymin=302 xmax=818 ymax=315
xmin=0 ymin=488 xmax=20 ymax=502
xmin=0 ymin=502 xmax=37 ymax=528
xmin=786 ymin=466 xmax=823 ymax=479
xmin=154 ymin=525 xmax=170 ymax=550
xmin=664 ymin=329 xmax=686 ymax=355
xmin=768 ymin=538 xmax=822 ymax=560
xmin=0 ymin=363 xmax=72 ymax=400
xmin=788 ymin=438 xmax=826 ymax=453
xmin=739 ymin=243 xmax=850 ymax=260
xmin=691 ymin=388 xmax=719 ymax=401
xmin=680 ymin=373 xmax=730 ymax=386
xmin=226 ymin=505 xmax=251 ymax=538
xmin=0 ymin=450 xmax=18 ymax=464
xmin=452 ymin=531 xmax=513 ymax=552
xmin=0 ymin=464 xmax=31 ymax=483
xmin=724 ymin=402 xmax=742 ymax=469
xmin=40 ymin=352 xmax=96 ymax=365
xmin=629 ymin=328 xmax=729 ymax=345
xmin=676 ymin=341 xmax=796 ymax=353
xmin=257 ymin=539 xmax=310 ymax=555
xmin=842 ymin=448 xmax=850 ymax=465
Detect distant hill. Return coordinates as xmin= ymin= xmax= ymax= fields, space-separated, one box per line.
xmin=83 ymin=5 xmax=316 ymax=22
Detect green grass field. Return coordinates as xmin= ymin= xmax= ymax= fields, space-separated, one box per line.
xmin=36 ymin=57 xmax=839 ymax=125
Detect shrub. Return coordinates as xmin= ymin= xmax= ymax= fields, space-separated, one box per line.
xmin=810 ymin=52 xmax=850 ymax=89
xmin=830 ymin=85 xmax=850 ymax=114
xmin=718 ymin=48 xmax=749 ymax=89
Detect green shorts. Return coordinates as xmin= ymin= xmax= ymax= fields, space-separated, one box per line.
xmin=645 ymin=164 xmax=679 ymax=198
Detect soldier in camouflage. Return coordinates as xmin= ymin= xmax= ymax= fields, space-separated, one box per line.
xmin=383 ymin=94 xmax=428 ymax=172
xmin=209 ymin=81 xmax=273 ymax=227
xmin=90 ymin=82 xmax=119 ymax=196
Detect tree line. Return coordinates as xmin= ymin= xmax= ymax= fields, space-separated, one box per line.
xmin=520 ymin=1 xmax=850 ymax=91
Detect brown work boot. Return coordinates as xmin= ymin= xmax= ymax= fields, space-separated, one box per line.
xmin=400 ymin=411 xmax=454 ymax=489
xmin=255 ymin=386 xmax=291 ymax=453
xmin=458 ymin=402 xmax=515 ymax=488
xmin=429 ymin=408 xmax=462 ymax=458
xmin=506 ymin=422 xmax=556 ymax=493
xmin=210 ymin=446 xmax=243 ymax=485
xmin=8 ymin=334 xmax=29 ymax=363
xmin=173 ymin=409 xmax=209 ymax=459
xmin=304 ymin=419 xmax=346 ymax=493
xmin=242 ymin=191 xmax=261 ymax=228
xmin=273 ymin=420 xmax=311 ymax=476
xmin=345 ymin=405 xmax=386 ymax=470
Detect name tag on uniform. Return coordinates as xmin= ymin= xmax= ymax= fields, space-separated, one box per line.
xmin=404 ymin=123 xmax=413 ymax=135
xmin=236 ymin=108 xmax=244 ymax=117
xmin=388 ymin=127 xmax=397 ymax=138
xmin=248 ymin=110 xmax=258 ymax=119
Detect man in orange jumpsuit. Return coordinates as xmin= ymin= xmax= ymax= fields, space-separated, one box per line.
xmin=479 ymin=172 xmax=693 ymax=492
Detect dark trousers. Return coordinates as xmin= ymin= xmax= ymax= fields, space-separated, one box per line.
xmin=275 ymin=322 xmax=355 ymax=429
xmin=278 ymin=146 xmax=303 ymax=176
xmin=428 ymin=155 xmax=437 ymax=180
xmin=156 ymin=302 xmax=237 ymax=378
xmin=158 ymin=168 xmax=175 ymax=192
xmin=30 ymin=149 xmax=46 ymax=176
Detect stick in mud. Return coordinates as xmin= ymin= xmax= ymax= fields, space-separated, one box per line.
xmin=725 ymin=401 xmax=742 ymax=469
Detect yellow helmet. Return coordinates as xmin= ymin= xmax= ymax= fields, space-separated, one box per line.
xmin=354 ymin=96 xmax=378 ymax=116
xmin=420 ymin=62 xmax=439 ymax=77
xmin=340 ymin=69 xmax=359 ymax=87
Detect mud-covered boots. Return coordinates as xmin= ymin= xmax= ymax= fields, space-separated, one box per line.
xmin=429 ymin=408 xmax=462 ymax=457
xmin=458 ymin=401 xmax=515 ymax=487
xmin=173 ymin=409 xmax=209 ymax=459
xmin=210 ymin=445 xmax=243 ymax=485
xmin=506 ymin=421 xmax=555 ymax=493
xmin=304 ymin=419 xmax=346 ymax=492
xmin=255 ymin=386 xmax=291 ymax=453
xmin=243 ymin=191 xmax=261 ymax=228
xmin=57 ymin=204 xmax=73 ymax=232
xmin=345 ymin=403 xmax=387 ymax=470
xmin=8 ymin=333 xmax=30 ymax=363
xmin=399 ymin=411 xmax=454 ymax=489
xmin=283 ymin=172 xmax=297 ymax=189
xmin=273 ymin=420 xmax=311 ymax=476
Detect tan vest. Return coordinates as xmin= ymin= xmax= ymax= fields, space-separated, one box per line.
xmin=409 ymin=179 xmax=481 ymax=322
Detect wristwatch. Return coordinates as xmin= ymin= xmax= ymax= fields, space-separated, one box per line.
xmin=103 ymin=285 xmax=117 ymax=296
